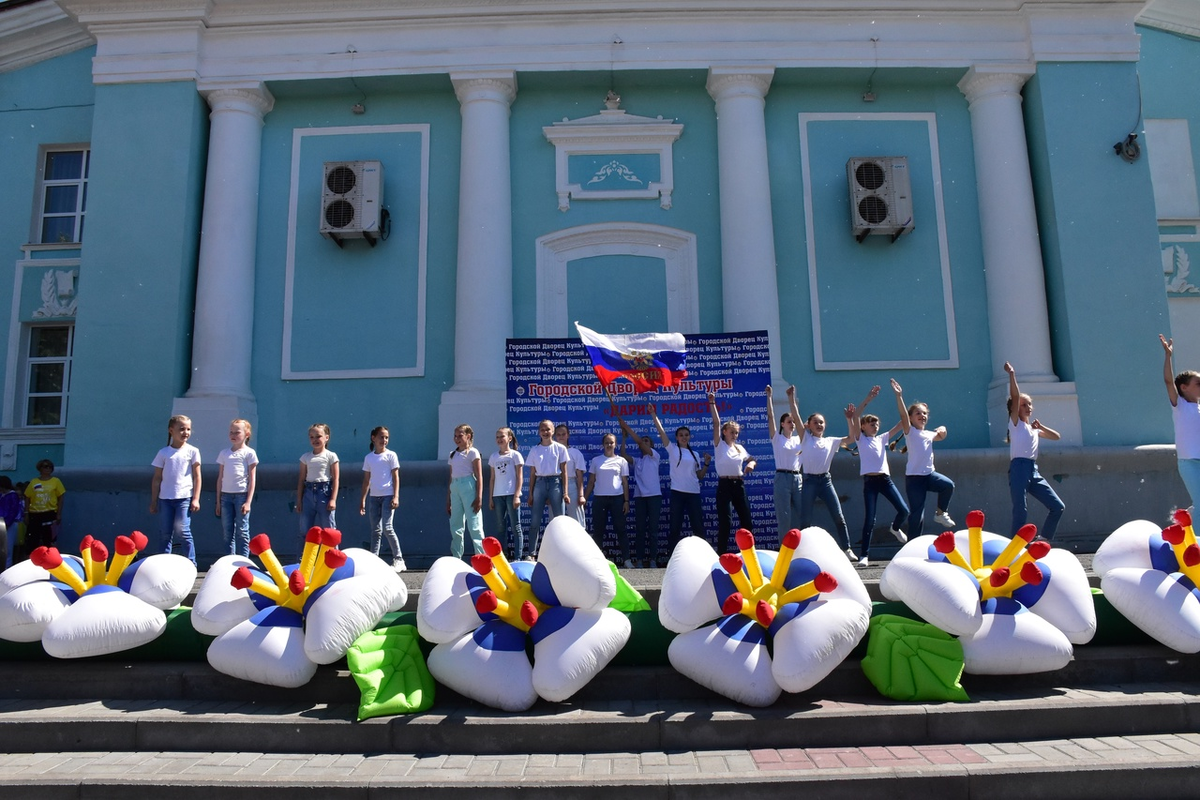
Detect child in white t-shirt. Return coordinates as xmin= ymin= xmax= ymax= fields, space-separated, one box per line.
xmin=150 ymin=414 xmax=201 ymax=564
xmin=1161 ymin=334 xmax=1200 ymax=512
xmin=447 ymin=424 xmax=485 ymax=560
xmin=297 ymin=423 xmax=339 ymax=550
xmin=489 ymin=427 xmax=526 ymax=560
xmin=849 ymin=386 xmax=907 ymax=567
xmin=1005 ymin=362 xmax=1064 ymax=540
xmin=215 ymin=418 xmax=258 ymax=557
xmin=359 ymin=425 xmax=405 ymax=571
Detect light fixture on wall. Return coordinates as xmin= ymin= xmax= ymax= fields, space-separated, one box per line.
xmin=1113 ymin=69 xmax=1143 ymax=164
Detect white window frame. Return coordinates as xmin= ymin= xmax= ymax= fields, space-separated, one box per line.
xmin=30 ymin=145 xmax=90 ymax=245
xmin=22 ymin=323 xmax=73 ymax=428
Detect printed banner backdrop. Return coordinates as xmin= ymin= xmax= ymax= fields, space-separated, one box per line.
xmin=505 ymin=331 xmax=774 ymax=562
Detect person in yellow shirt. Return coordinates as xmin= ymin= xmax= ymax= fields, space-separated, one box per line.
xmin=24 ymin=459 xmax=64 ymax=550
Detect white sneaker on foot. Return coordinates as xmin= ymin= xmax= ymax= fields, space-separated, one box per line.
xmin=858 ymin=556 xmax=869 ymax=567
xmin=934 ymin=511 xmax=955 ymax=528
xmin=845 ymin=547 xmax=857 ymax=561
xmin=890 ymin=526 xmax=908 ymax=544
xmin=392 ymin=558 xmax=407 ymax=572
xmin=623 ymin=559 xmax=635 ymax=569
xmin=522 ymin=555 xmax=535 ymax=562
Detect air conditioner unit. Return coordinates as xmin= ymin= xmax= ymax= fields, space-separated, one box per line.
xmin=320 ymin=160 xmax=384 ymax=247
xmin=846 ymin=157 xmax=914 ymax=243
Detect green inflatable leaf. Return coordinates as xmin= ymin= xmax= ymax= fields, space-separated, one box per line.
xmin=860 ymin=614 xmax=969 ymax=702
xmin=345 ymin=624 xmax=436 ymax=720
xmin=607 ymin=562 xmax=651 ymax=612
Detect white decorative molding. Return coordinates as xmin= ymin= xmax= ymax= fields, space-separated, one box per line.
xmin=282 ymin=124 xmax=429 ymax=380
xmin=1137 ymin=0 xmax=1200 ymax=40
xmin=798 ymin=112 xmax=959 ymax=371
xmin=543 ymin=97 xmax=683 ymax=211
xmin=534 ymin=223 xmax=699 ymax=338
xmin=1164 ymin=245 xmax=1200 ymax=295
xmin=32 ymin=270 xmax=78 ymax=318
xmin=3 ymin=256 xmax=81 ymax=430
xmin=0 ymin=0 xmax=94 ymax=74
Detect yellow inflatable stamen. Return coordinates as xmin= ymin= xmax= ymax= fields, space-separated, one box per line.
xmin=301 ymin=549 xmax=348 ymax=604
xmin=482 ymin=538 xmax=521 ymax=590
xmin=78 ymin=536 xmax=95 ymax=590
xmin=719 ymin=553 xmax=755 ymax=598
xmin=934 ymin=532 xmax=972 ymax=572
xmin=87 ymin=542 xmax=109 ymax=588
xmin=249 ymin=534 xmax=289 ymax=592
xmin=279 ymin=570 xmax=308 ymax=612
xmin=298 ymin=527 xmax=323 ymax=581
xmin=105 ymin=532 xmax=148 ymax=586
xmin=231 ymin=566 xmax=285 ymax=604
xmin=770 ymin=530 xmax=802 ymax=590
xmin=992 ymin=524 xmax=1037 ymax=569
xmin=735 ymin=530 xmax=765 ymax=586
xmin=30 ymin=547 xmax=89 ymax=596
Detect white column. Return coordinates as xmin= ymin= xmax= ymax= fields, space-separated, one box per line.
xmin=707 ymin=67 xmax=783 ymax=381
xmin=173 ymin=81 xmax=273 ymax=458
xmin=438 ymin=71 xmax=517 ymax=447
xmin=958 ymin=66 xmax=1080 ymax=444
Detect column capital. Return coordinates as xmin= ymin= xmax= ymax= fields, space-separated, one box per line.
xmin=450 ymin=70 xmax=517 ymax=106
xmin=706 ymin=66 xmax=774 ymax=102
xmin=957 ymin=65 xmax=1035 ymax=106
xmin=197 ymin=81 xmax=275 ymax=119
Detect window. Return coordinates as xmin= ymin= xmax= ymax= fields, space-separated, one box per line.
xmin=36 ymin=148 xmax=89 ymax=244
xmin=24 ymin=325 xmax=73 ymax=427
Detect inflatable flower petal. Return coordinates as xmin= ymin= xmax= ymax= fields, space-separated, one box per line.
xmin=880 ymin=510 xmax=1095 ymax=674
xmin=1093 ymin=512 xmax=1200 ymax=652
xmin=0 ymin=532 xmax=195 ymax=657
xmin=659 ymin=527 xmax=871 ymax=707
xmin=416 ymin=516 xmax=630 ymax=711
xmin=193 ymin=528 xmax=407 ymax=687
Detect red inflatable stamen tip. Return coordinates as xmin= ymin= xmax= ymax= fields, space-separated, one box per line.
xmin=324 ymin=549 xmax=348 ymax=569
xmin=520 ymin=600 xmax=540 ymax=628
xmin=474 ymin=590 xmax=499 ymax=614
xmin=90 ymin=541 xmax=109 ymax=562
xmin=115 ymin=536 xmax=136 ymax=557
xmin=814 ymin=571 xmax=838 ymax=593
xmin=935 ymin=531 xmax=957 ymax=554
xmin=1021 ymin=562 xmax=1044 ymax=585
xmin=1185 ymin=544 xmax=1200 ymax=568
xmin=249 ymin=534 xmax=272 ymax=555
xmin=31 ymin=546 xmax=62 ymax=571
xmin=1016 ymin=524 xmax=1038 ymax=543
xmin=1027 ymin=540 xmax=1052 ymax=559
xmin=782 ymin=530 xmax=801 ymax=549
xmin=79 ymin=535 xmax=94 ymax=552
xmin=755 ymin=600 xmax=776 ymax=627
xmin=989 ymin=567 xmax=1010 ymax=588
xmin=483 ymin=537 xmax=503 ymax=557
xmin=305 ymin=527 xmax=323 ymax=543
xmin=320 ymin=528 xmax=342 ymax=547
xmin=231 ymin=566 xmax=254 ymax=591
xmin=735 ymin=529 xmax=755 ymax=551
xmin=1174 ymin=508 xmax=1193 ymax=528
xmin=1164 ymin=524 xmax=1186 ymax=546
xmin=721 ymin=593 xmax=745 ymax=616
xmin=471 ymin=554 xmax=494 ymax=575
xmin=130 ymin=531 xmax=149 ymax=551
xmin=719 ymin=553 xmax=745 ymax=576
xmin=966 ymin=510 xmax=985 ymax=528
xmin=288 ymin=570 xmax=306 ymax=595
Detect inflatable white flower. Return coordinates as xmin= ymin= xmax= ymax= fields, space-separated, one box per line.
xmin=191 ymin=528 xmax=407 ymax=688
xmin=1092 ymin=510 xmax=1200 ymax=653
xmin=880 ymin=510 xmax=1095 ymax=674
xmin=658 ymin=528 xmax=871 ymax=707
xmin=416 ymin=516 xmax=631 ymax=712
xmin=0 ymin=532 xmax=196 ymax=658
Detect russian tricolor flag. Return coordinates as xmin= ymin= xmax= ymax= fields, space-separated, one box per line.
xmin=575 ymin=323 xmax=687 ymax=394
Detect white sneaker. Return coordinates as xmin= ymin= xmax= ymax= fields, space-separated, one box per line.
xmin=522 ymin=555 xmax=535 ymax=563
xmin=392 ymin=558 xmax=407 ymax=572
xmin=934 ymin=511 xmax=956 ymax=528
xmin=890 ymin=526 xmax=908 ymax=544
xmin=623 ymin=559 xmax=635 ymax=569
xmin=858 ymin=556 xmax=869 ymax=567
xmin=845 ymin=547 xmax=857 ymax=561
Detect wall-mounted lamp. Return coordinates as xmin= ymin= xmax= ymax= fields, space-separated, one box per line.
xmin=1114 ymin=133 xmax=1140 ymax=164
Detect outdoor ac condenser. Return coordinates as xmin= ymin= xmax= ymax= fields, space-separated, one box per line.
xmin=846 ymin=156 xmax=913 ymax=243
xmin=319 ymin=160 xmax=384 ymax=246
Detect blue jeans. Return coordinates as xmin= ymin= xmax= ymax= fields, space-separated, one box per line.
xmin=905 ymin=471 xmax=954 ymax=538
xmin=299 ymin=481 xmax=335 ymax=546
xmin=668 ymin=490 xmax=704 ymax=551
xmin=493 ymin=496 xmax=526 ymax=559
xmin=861 ymin=475 xmax=908 ymax=554
xmin=1178 ymin=459 xmax=1200 ymax=510
xmin=449 ymin=475 xmax=484 ymax=560
xmin=529 ymin=475 xmax=563 ymax=556
xmin=158 ymin=497 xmax=195 ymax=564
xmin=634 ymin=495 xmax=662 ymax=565
xmin=800 ymin=473 xmax=850 ymax=550
xmin=591 ymin=494 xmax=628 ymax=561
xmin=1009 ymin=457 xmax=1064 ymax=541
xmin=220 ymin=492 xmax=250 ymax=557
xmin=773 ymin=471 xmax=803 ymax=540
xmin=366 ymin=495 xmax=403 ymax=561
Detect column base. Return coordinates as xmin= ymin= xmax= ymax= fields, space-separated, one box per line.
xmin=987 ymin=380 xmax=1081 ymax=446
xmin=438 ymin=387 xmax=507 ymax=457
xmin=172 ymin=395 xmax=259 ymax=460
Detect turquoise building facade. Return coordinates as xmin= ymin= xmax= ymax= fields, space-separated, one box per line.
xmin=0 ymin=0 xmax=1195 ymax=561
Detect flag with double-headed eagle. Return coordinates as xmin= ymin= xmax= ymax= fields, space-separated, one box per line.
xmin=575 ymin=323 xmax=687 ymax=394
